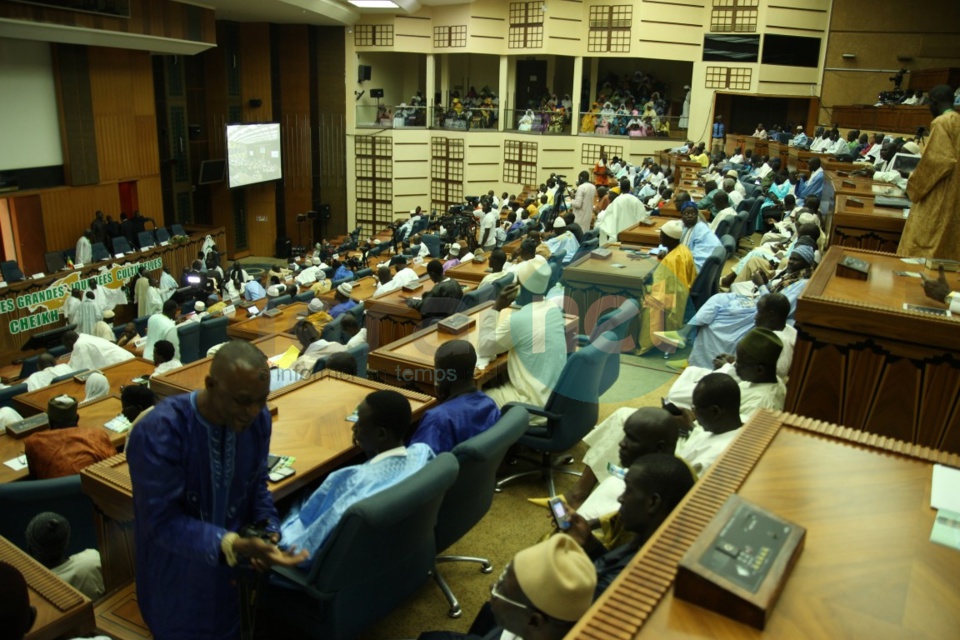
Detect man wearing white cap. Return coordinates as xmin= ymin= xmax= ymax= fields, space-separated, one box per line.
xmin=543 ymin=217 xmax=580 ymax=265
xmin=479 ymin=258 xmax=566 ymax=408
xmin=442 ymin=242 xmax=462 ymax=272
xmin=329 ymin=282 xmax=357 ymax=318
xmin=93 ymin=309 xmax=117 ymax=342
xmin=639 ymin=219 xmax=696 ymax=354
xmin=181 ymin=300 xmax=209 ymax=325
xmin=144 ymin=299 xmax=181 ymax=362
xmin=294 ymin=257 xmax=325 ymax=286
xmin=788 ymin=125 xmax=809 ymax=148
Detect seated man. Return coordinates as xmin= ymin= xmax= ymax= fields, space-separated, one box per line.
xmin=666 ymin=327 xmax=786 ymax=421
xmin=406 ymin=259 xmax=464 ymax=326
xmin=660 ymin=292 xmax=795 ymax=377
xmin=677 ymin=373 xmax=744 ymax=476
xmin=279 ymin=390 xmax=434 ymax=568
xmin=722 ymin=219 xmax=821 ymax=289
xmin=408 ymin=340 xmax=501 ymax=453
xmin=115 ymin=322 xmax=139 ymax=348
xmin=479 ymin=260 xmax=566 ymax=408
xmin=25 ymin=353 xmax=74 ymax=392
xmin=639 ymin=220 xmax=697 ymax=354
xmin=679 ymin=201 xmax=723 ymax=272
xmin=93 ymin=308 xmax=116 ymax=343
xmin=597 ymin=178 xmax=649 ymax=244
xmin=244 ymin=279 xmax=267 ymax=301
xmin=24 ymin=395 xmax=115 ymax=480
xmin=478 ymin=248 xmax=515 ymax=287
xmin=568 ymin=454 xmax=695 ymax=597
xmin=328 ymin=282 xmax=357 ymax=318
xmin=374 ymin=256 xmax=420 ymax=296
xmin=708 ymin=191 xmax=736 ymax=233
xmin=24 ymin=512 xmax=104 ymax=600
xmin=543 ymin=218 xmax=580 ymax=264
xmin=152 ymin=340 xmax=183 ymax=376
xmin=63 ymin=330 xmax=134 ymax=371
xmin=442 ymin=243 xmax=462 ymax=272
xmin=290 ymin=314 xmax=364 ymax=377
xmin=324 ymin=351 xmax=358 ymax=375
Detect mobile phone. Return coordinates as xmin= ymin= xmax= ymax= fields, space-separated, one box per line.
xmin=549 ymin=497 xmax=571 ymax=531
xmin=268 ymin=466 xmax=295 ymax=483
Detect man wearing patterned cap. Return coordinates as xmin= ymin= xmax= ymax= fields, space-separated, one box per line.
xmin=24 ymin=511 xmax=104 ymax=600
xmin=329 ymin=281 xmax=357 ymax=318
xmin=639 ymin=219 xmax=697 ymax=354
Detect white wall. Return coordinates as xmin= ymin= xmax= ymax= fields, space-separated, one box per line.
xmin=0 ymin=38 xmax=63 ymax=172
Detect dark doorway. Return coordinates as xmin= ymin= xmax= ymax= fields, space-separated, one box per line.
xmin=515 ymin=59 xmax=547 ymax=110
xmin=714 ymin=94 xmax=816 ymax=136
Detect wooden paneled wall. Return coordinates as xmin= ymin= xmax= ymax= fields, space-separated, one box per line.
xmin=315 ymin=26 xmax=347 ymax=237
xmin=88 ymin=48 xmax=160 ymax=182
xmin=239 ymin=22 xmax=276 ymax=258
xmin=0 ymin=0 xmax=216 ymax=45
xmin=278 ymin=25 xmax=313 ymax=241
xmin=37 ymin=183 xmax=119 ymax=251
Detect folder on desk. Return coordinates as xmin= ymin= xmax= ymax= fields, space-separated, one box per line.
xmin=268 ymin=346 xmax=300 ymax=369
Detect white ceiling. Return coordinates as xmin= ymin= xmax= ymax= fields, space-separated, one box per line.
xmin=187 ymin=0 xmax=473 ymax=27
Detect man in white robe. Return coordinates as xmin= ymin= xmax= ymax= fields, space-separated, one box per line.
xmin=597 ymin=188 xmax=650 ymax=245
xmin=571 ymin=171 xmax=597 ymax=230
xmin=93 ymin=309 xmax=117 ymax=342
xmin=75 ymin=231 xmax=93 ymax=265
xmin=26 ymin=354 xmax=76 ymax=392
xmin=76 ymin=293 xmax=102 ymax=336
xmin=143 ymin=300 xmax=181 ymax=362
xmin=63 ymin=331 xmax=134 ymax=371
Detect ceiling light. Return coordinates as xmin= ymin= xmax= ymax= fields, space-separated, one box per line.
xmin=349 ymin=0 xmax=399 ymax=8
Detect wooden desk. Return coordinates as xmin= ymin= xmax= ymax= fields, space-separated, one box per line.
xmin=831 ymin=193 xmax=907 ymax=252
xmin=618 ymin=218 xmax=669 ymax=245
xmin=81 ymin=371 xmax=435 ymax=592
xmin=446 ymin=257 xmax=497 ymax=285
xmin=0 ymin=396 xmax=126 ymax=484
xmin=364 ymin=277 xmax=474 ymax=350
xmin=570 ymin=409 xmax=960 ymax=639
xmin=831 ymin=103 xmax=940 ymax=134
xmin=0 ymin=536 xmax=95 ymax=640
xmin=767 ymin=140 xmax=789 ymax=168
xmin=561 ymin=244 xmax=659 ymax=346
xmin=367 ymin=300 xmax=579 ymax=395
xmin=150 ymin=334 xmax=300 ymax=400
xmin=227 ymin=302 xmax=309 ymax=340
xmin=785 ymin=246 xmax=960 ymax=453
xmin=13 ymin=359 xmax=155 ymax=417
xmin=753 ymin=139 xmax=769 ymax=159
xmin=673 ymin=160 xmax=701 ymax=185
xmin=786 ymin=147 xmax=823 ymax=173
xmin=224 ymin=298 xmax=268 ymax=325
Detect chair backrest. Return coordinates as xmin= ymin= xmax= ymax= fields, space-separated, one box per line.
xmin=266 ymin=294 xmax=292 ymax=310
xmin=713 ymin=216 xmax=734 ymax=239
xmin=689 ymin=245 xmax=727 ymax=310
xmin=0 ymin=475 xmax=97 ymax=557
xmin=176 ymin=321 xmax=201 ymax=364
xmin=18 ymin=355 xmax=40 ymax=380
xmin=0 ymin=383 xmax=28 ymax=409
xmin=583 ymin=228 xmax=600 ymax=242
xmin=458 ymin=283 xmax=495 ymax=313
xmin=294 ymin=289 xmax=315 ymax=303
xmin=112 ymin=236 xmax=133 ymax=254
xmin=367 ymin=245 xmax=384 ymax=259
xmin=547 ymin=260 xmax=564 ymax=291
xmin=137 ymin=231 xmax=156 ymax=249
xmin=331 ymin=274 xmax=354 ymax=289
xmin=490 ymin=272 xmax=515 ymax=297
xmin=155 ymin=227 xmax=170 ymax=243
xmin=504 ymin=228 xmax=521 ymax=243
xmin=198 ymin=315 xmax=229 ymax=355
xmin=720 ymin=234 xmax=736 ymax=260
xmin=90 ymin=242 xmax=110 ymax=263
xmin=346 ymin=342 xmax=369 ymax=378
xmin=321 ymin=314 xmax=343 ymax=343
xmin=355 ymin=267 xmax=373 ymax=279
xmin=292 ymin=454 xmax=459 ymax=640
xmin=388 ymin=255 xmax=406 ymax=267
xmin=132 ymin=314 xmax=150 ymax=337
xmin=540 ymin=336 xmax=611 ymax=451
xmin=44 ymin=251 xmax=66 ymax=273
xmin=436 ymin=407 xmax=529 ymax=552
xmin=421 ymin=233 xmax=441 ymax=257
xmin=731 ymin=209 xmax=751 ymax=241
xmin=548 ymin=249 xmax=566 ymax=267
xmin=347 ymin=301 xmax=365 ymax=326
xmin=743 ymin=181 xmax=759 ymax=198
xmin=170 ymin=224 xmax=187 ymax=237
xmin=52 ymin=369 xmax=84 ymax=384
xmin=1 ymin=261 xmax=25 ymax=283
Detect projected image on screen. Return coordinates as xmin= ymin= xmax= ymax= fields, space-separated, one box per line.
xmin=226 ymin=123 xmax=283 ymax=188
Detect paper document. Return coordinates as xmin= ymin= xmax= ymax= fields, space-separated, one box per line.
xmin=268 ymin=346 xmax=301 ymax=369
xmin=930 ymin=509 xmax=960 ymax=551
xmin=931 ymin=464 xmax=960 ymax=512
xmin=4 ymin=456 xmax=28 ymax=472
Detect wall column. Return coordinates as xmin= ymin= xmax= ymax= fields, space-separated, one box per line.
xmin=439 ymin=54 xmax=450 ymax=108
xmin=426 ymin=53 xmax=436 ymax=128
xmin=571 ymin=56 xmax=583 ymax=135
xmin=589 ymin=57 xmax=599 ymax=112
xmin=498 ymin=55 xmax=508 ymax=132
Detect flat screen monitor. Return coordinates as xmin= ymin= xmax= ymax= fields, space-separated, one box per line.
xmin=226 ymin=123 xmax=282 ymax=188
xmin=891 ymin=152 xmax=921 ymax=176
xmin=198 ymin=159 xmax=226 ymax=185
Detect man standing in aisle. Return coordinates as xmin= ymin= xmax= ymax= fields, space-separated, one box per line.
xmin=712 ymin=115 xmax=725 ymax=156
xmin=898 ymin=84 xmax=960 ymax=261
xmin=127 ymin=341 xmax=308 ymax=640
xmin=571 ymin=170 xmax=597 ymax=230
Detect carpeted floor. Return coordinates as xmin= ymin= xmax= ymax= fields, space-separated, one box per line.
xmin=354 ymin=355 xmax=678 ymax=640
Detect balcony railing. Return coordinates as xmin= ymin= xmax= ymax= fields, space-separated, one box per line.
xmin=503 ymin=108 xmax=572 ymax=135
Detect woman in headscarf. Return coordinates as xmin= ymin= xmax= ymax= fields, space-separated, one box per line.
xmin=580 ymin=102 xmax=600 ymax=133
xmin=84 ymin=372 xmax=110 ymax=403
xmin=518 ymin=109 xmax=534 ymax=132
